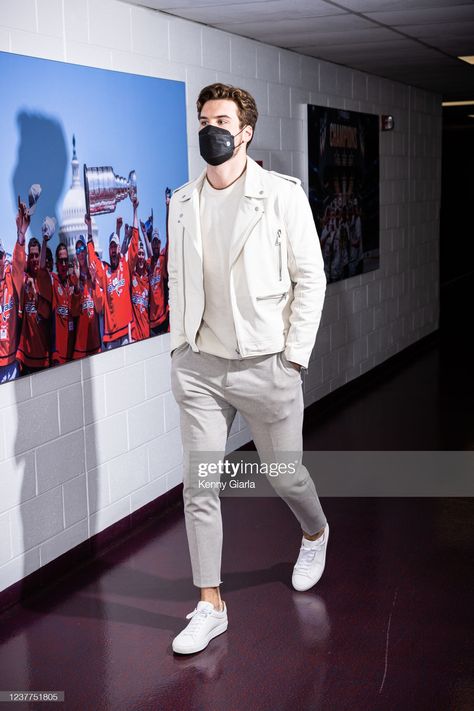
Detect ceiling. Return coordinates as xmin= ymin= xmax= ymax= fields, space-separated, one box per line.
xmin=126 ymin=0 xmax=474 ymax=103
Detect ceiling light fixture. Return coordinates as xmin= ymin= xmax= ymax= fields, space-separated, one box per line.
xmin=442 ymin=100 xmax=474 ymax=107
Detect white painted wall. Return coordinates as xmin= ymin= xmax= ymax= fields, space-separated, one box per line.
xmin=0 ymin=0 xmax=441 ymax=594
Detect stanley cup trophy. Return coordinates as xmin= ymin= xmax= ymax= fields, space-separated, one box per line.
xmin=84 ymin=164 xmax=137 ymax=216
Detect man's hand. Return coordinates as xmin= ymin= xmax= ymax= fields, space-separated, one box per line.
xmin=289 ymin=361 xmax=302 ymax=372
xmin=73 ymin=256 xmax=80 ymax=281
xmin=84 ymin=213 xmax=93 ymax=242
xmin=89 ymin=259 xmax=98 ymax=286
xmin=16 ymin=198 xmax=30 ymax=244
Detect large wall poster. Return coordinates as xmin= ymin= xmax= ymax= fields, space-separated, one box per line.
xmin=0 ymin=50 xmax=188 ymax=386
xmin=308 ymin=104 xmax=380 ymax=284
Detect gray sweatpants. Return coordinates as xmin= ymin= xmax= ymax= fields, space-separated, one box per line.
xmin=170 ymin=344 xmax=327 ymax=588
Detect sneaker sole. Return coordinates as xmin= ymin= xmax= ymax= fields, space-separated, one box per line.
xmin=172 ymin=620 xmax=228 ymax=655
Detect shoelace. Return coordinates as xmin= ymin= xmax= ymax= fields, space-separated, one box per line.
xmin=295 ymin=546 xmax=317 ymax=571
xmin=184 ymin=606 xmax=214 ymax=636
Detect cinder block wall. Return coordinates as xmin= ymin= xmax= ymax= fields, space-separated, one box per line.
xmin=0 ymin=0 xmax=441 ymax=593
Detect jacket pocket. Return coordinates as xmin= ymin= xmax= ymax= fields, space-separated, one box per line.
xmin=256 ymin=291 xmax=288 ymax=301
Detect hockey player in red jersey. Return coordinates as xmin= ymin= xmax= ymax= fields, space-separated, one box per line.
xmin=72 ymin=237 xmax=103 ymax=360
xmin=86 ymin=194 xmax=139 ymax=350
xmin=16 ymin=211 xmax=51 ymax=373
xmin=37 ymin=234 xmax=81 ymax=366
xmin=130 ymin=239 xmax=150 ymax=342
xmin=0 ymin=205 xmax=27 ymax=382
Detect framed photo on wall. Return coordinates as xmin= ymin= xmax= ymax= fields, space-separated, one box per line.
xmin=307 ymin=104 xmax=380 ymax=284
xmin=0 ymin=50 xmax=188 ymax=386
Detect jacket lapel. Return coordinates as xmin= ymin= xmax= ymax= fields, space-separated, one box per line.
xmin=228 ymin=158 xmax=268 ymax=268
xmin=175 ymin=171 xmax=206 ymax=300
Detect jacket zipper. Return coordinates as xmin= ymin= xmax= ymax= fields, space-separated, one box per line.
xmin=230 ymin=210 xmax=264 ymax=356
xmin=275 ymin=229 xmax=282 ymax=281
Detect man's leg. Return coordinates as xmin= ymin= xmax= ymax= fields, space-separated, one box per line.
xmin=170 ymin=347 xmax=235 ymax=654
xmin=233 ymin=352 xmax=327 ymax=538
xmin=171 ymin=347 xmax=236 ymax=599
xmin=237 ymin=353 xmax=329 ymax=591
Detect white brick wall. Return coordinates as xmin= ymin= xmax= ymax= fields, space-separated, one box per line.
xmin=0 ymin=0 xmax=441 ymax=594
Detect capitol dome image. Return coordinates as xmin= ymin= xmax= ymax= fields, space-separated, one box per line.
xmin=58 ymin=135 xmax=101 ymax=259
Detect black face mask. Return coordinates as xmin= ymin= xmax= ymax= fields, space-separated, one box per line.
xmin=198 ymin=124 xmax=246 ymax=166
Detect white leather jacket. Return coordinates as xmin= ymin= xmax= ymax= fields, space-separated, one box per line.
xmin=168 ymin=156 xmax=326 ymax=369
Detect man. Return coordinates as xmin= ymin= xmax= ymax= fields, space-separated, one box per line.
xmin=16 ymin=226 xmax=51 ymax=373
xmin=86 ymin=196 xmax=138 ymax=350
xmin=72 ymin=237 xmax=103 ymax=360
xmin=38 ymin=240 xmax=80 ymax=366
xmin=147 ymin=228 xmax=169 ymax=336
xmin=35 ymin=217 xmax=79 ymax=366
xmin=0 ymin=223 xmax=25 ymax=382
xmin=130 ymin=240 xmax=150 ymax=342
xmin=169 ymin=83 xmax=328 ymax=655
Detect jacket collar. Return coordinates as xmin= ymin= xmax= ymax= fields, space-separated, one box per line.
xmin=176 ymin=156 xmax=268 ymax=202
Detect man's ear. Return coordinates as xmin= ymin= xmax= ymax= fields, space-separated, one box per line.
xmin=243 ymin=124 xmax=253 ymax=145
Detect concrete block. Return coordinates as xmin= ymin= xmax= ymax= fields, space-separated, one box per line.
xmin=40 ymin=519 xmax=89 ymax=566
xmin=85 ymin=413 xmax=128 ymax=470
xmin=280 ymin=117 xmax=304 ymax=152
xmin=130 ymin=475 xmax=168 ymax=512
xmin=58 ymin=382 xmax=84 ymax=435
xmin=83 ymin=374 xmax=107 ymax=426
xmin=147 ymin=427 xmax=182 ymax=481
xmin=87 ymin=463 xmax=110 ymax=514
xmin=63 ymin=474 xmax=88 ymax=528
xmin=0 ymin=513 xmax=11 ymax=565
xmin=0 ymin=452 xmax=36 ymax=515
xmin=109 ymin=446 xmax=148 ymax=502
xmin=83 ymin=347 xmax=124 ymax=379
xmin=166 ymin=464 xmax=183 ymax=490
xmin=163 ymin=391 xmax=180 ymax=432
xmin=37 ymin=0 xmax=63 ymax=37
xmin=110 ymin=50 xmax=158 ymax=77
xmin=0 ymin=0 xmax=36 ymax=32
xmin=66 ymin=41 xmax=112 ymax=69
xmin=170 ymin=17 xmax=202 ymax=66
xmin=251 ymin=113 xmax=280 ymax=151
xmin=10 ymin=486 xmax=64 ymax=557
xmin=256 ymin=43 xmax=280 ymax=83
xmin=144 ymin=352 xmax=171 ymax=399
xmin=0 ymin=548 xmax=40 ymax=595
xmin=90 ymin=497 xmax=130 ymax=536
xmin=128 ymin=396 xmax=165 ymax=449
xmin=36 ymin=430 xmax=85 ymax=495
xmin=280 ymin=49 xmax=302 ymax=87
xmin=230 ymin=35 xmax=257 ymax=77
xmin=89 ymin=0 xmax=132 ymax=51
xmin=0 ymin=375 xmax=31 ymax=411
xmin=105 ymin=362 xmax=146 ymax=416
xmin=3 ymin=391 xmax=59 ymax=458
xmin=131 ymin=4 xmax=169 ymax=60
xmin=268 ymin=82 xmax=291 ymax=118
xmin=64 ymin=0 xmax=88 ymax=43
xmin=202 ymin=26 xmax=231 ymax=73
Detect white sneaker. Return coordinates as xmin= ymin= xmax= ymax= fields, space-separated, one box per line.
xmin=172 ymin=601 xmax=228 ymax=654
xmin=292 ymin=523 xmax=329 ymax=592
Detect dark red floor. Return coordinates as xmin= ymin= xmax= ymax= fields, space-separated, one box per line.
xmin=0 ymin=318 xmax=472 ymax=711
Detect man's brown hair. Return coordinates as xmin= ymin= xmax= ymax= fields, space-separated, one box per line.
xmin=196 ymin=83 xmax=258 ymax=145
